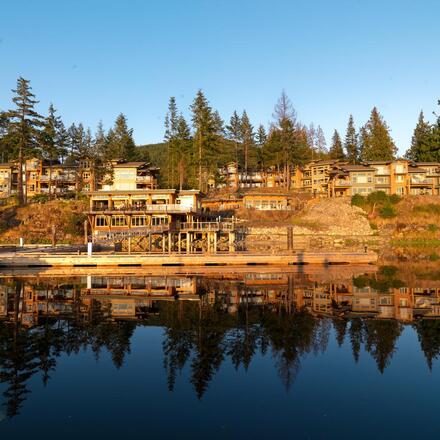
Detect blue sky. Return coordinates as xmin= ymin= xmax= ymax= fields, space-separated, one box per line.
xmin=1 ymin=0 xmax=439 ymax=154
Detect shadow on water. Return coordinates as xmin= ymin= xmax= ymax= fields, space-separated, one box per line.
xmin=0 ymin=265 xmax=440 ymax=418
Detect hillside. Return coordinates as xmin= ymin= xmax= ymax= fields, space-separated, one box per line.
xmin=0 ymin=199 xmax=88 ymax=245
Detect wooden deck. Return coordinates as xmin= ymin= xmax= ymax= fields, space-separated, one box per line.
xmin=0 ymin=251 xmax=378 ymax=268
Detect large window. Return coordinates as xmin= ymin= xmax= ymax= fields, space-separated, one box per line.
xmin=96 ymin=216 xmax=107 ymax=227
xmin=152 ymin=216 xmax=169 ymax=226
xmin=131 ymin=216 xmax=147 ymax=227
xmin=111 ymin=216 xmax=126 ymax=227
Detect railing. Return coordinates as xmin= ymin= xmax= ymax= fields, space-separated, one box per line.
xmin=180 ymin=222 xmax=235 ymax=231
xmin=93 ymin=225 xmax=170 ymax=243
xmin=136 ymin=176 xmax=154 ymax=182
xmin=91 ymin=203 xmax=196 ymax=213
xmin=410 ymin=178 xmax=431 ymax=185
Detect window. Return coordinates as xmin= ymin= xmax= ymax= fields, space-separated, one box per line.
xmin=83 ymin=172 xmax=90 ymax=179
xmin=152 ymin=216 xmax=168 ymax=226
xmin=111 ymin=216 xmax=126 ymax=227
xmin=396 ymin=175 xmax=404 ymax=182
xmin=96 ymin=216 xmax=107 ymax=227
xmin=132 ymin=216 xmax=147 ymax=227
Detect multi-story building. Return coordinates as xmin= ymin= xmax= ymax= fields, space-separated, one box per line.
xmin=0 ymin=158 xmax=158 ymax=199
xmin=99 ymin=160 xmax=159 ymax=191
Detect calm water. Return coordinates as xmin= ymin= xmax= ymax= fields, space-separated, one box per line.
xmin=1 ymin=265 xmax=440 ymax=438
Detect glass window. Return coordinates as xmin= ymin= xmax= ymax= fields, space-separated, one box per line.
xmin=111 ymin=216 xmax=126 ymax=227
xmin=96 ymin=216 xmax=107 ymax=227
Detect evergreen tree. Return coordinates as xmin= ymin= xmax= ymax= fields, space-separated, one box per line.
xmin=344 ymin=115 xmax=358 ymax=164
xmin=240 ymin=110 xmax=254 ymax=185
xmin=7 ymin=77 xmax=43 ymax=205
xmin=39 ymin=104 xmax=67 ymax=196
xmin=315 ymin=125 xmax=327 ymax=156
xmin=359 ymin=107 xmax=397 ymax=161
xmin=267 ymin=91 xmax=309 ymax=188
xmin=106 ymin=114 xmax=137 ymax=161
xmin=226 ymin=111 xmax=242 ymax=177
xmin=175 ymin=115 xmax=192 ymax=189
xmin=164 ymin=97 xmax=179 ymax=187
xmin=190 ymin=90 xmax=218 ymax=191
xmin=432 ymin=100 xmax=440 ymax=154
xmin=307 ymin=123 xmax=317 ymax=159
xmin=329 ymin=129 xmax=345 ymax=160
xmin=256 ymin=124 xmax=267 ymax=170
xmin=405 ymin=111 xmax=434 ymax=161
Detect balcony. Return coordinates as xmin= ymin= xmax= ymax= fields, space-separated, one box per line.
xmin=90 ymin=203 xmax=198 ymax=213
xmin=180 ymin=221 xmax=235 ymax=232
xmin=136 ymin=176 xmax=153 ymax=183
xmin=410 ymin=178 xmax=432 ymax=186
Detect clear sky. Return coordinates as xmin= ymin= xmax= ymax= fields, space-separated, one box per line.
xmin=1 ymin=0 xmax=439 ymax=154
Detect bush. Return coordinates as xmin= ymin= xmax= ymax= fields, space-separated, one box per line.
xmin=369 ymin=222 xmax=378 ymax=230
xmin=31 ymin=194 xmax=50 ymax=204
xmin=428 ymin=224 xmax=439 ymax=233
xmin=388 ymin=194 xmax=401 ymax=205
xmin=367 ymin=191 xmax=388 ymax=205
xmin=379 ymin=205 xmax=397 ymax=218
xmin=351 ymin=194 xmax=366 ymax=207
xmin=429 ymin=253 xmax=440 ymax=261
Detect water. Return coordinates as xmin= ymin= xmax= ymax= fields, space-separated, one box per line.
xmin=1 ymin=265 xmax=440 ymax=438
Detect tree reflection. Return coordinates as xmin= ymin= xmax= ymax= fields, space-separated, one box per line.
xmin=2 ymin=273 xmax=440 ymax=418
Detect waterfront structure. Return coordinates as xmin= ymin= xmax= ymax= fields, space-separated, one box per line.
xmin=85 ymin=189 xmax=239 ymax=253
xmin=242 ymin=192 xmax=291 ymax=210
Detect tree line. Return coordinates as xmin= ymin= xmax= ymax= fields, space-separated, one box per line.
xmin=161 ymin=92 xmax=440 ymax=190
xmin=2 ymin=77 xmax=440 ymax=201
xmin=0 ymin=77 xmax=145 ymax=205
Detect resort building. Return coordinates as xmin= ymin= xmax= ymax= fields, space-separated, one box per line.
xmin=86 ymin=188 xmax=239 ymax=253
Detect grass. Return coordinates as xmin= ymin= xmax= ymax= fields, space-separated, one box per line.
xmin=391 ymin=238 xmax=440 ymax=248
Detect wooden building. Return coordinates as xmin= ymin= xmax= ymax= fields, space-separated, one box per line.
xmin=86 ymin=189 xmax=240 ymax=253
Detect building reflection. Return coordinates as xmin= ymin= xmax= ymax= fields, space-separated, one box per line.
xmin=1 ymin=268 xmax=440 ymax=418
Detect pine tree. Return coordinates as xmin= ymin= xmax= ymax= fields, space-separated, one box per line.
xmin=190 ymin=90 xmax=217 ymax=191
xmin=7 ymin=77 xmax=43 ymax=205
xmin=432 ymin=100 xmax=440 ymax=155
xmin=175 ymin=115 xmax=192 ymax=189
xmin=226 ymin=111 xmax=242 ymax=179
xmin=256 ymin=124 xmax=267 ymax=170
xmin=164 ymin=97 xmax=179 ymax=187
xmin=344 ymin=115 xmax=358 ymax=164
xmin=307 ymin=123 xmax=317 ymax=159
xmin=329 ymin=129 xmax=345 ymax=160
xmin=359 ymin=107 xmax=397 ymax=161
xmin=240 ymin=110 xmax=254 ymax=186
xmin=405 ymin=111 xmax=434 ymax=161
xmin=315 ymin=125 xmax=327 ymax=156
xmin=106 ymin=114 xmax=137 ymax=161
xmin=39 ymin=104 xmax=67 ymax=197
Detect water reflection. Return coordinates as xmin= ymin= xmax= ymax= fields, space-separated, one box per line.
xmin=1 ymin=267 xmax=440 ymax=418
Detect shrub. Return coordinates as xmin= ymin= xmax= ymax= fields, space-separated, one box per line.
xmin=427 ymin=224 xmax=439 ymax=233
xmin=369 ymin=222 xmax=378 ymax=230
xmin=367 ymin=191 xmax=389 ymax=205
xmin=388 ymin=194 xmax=401 ymax=205
xmin=379 ymin=204 xmax=397 ymax=218
xmin=351 ymin=194 xmax=366 ymax=207
xmin=31 ymin=194 xmax=50 ymax=204
xmin=429 ymin=253 xmax=440 ymax=261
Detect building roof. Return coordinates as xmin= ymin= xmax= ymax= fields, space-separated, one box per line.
xmin=113 ymin=162 xmax=149 ymax=168
xmin=408 ymin=165 xmax=428 ymax=173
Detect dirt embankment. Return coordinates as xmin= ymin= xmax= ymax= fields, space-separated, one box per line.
xmin=0 ymin=199 xmax=87 ymax=245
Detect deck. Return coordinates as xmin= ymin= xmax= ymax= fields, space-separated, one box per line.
xmin=0 ymin=251 xmax=378 ymax=267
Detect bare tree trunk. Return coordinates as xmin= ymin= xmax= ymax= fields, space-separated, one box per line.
xmin=198 ymin=132 xmax=202 ymax=191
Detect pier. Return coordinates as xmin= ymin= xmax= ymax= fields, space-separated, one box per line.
xmin=0 ymin=250 xmax=377 ymax=268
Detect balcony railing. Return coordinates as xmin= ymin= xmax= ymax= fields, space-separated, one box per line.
xmin=136 ymin=176 xmax=154 ymax=182
xmin=180 ymin=221 xmax=235 ymax=231
xmin=91 ymin=203 xmax=197 ymax=213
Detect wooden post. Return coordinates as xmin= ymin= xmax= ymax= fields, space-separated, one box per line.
xmin=178 ymin=232 xmax=181 ymax=254
xmin=213 ymin=232 xmax=217 ymax=254
xmin=229 ymin=232 xmax=235 ymax=253
xmin=84 ymin=219 xmax=88 ymax=245
xmin=287 ymin=226 xmax=293 ymax=252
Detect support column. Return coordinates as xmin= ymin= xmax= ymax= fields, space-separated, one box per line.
xmin=178 ymin=232 xmax=181 ymax=254
xmin=213 ymin=232 xmax=217 ymax=254
xmin=229 ymin=232 xmax=235 ymax=253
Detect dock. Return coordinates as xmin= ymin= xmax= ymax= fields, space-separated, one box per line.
xmin=0 ymin=251 xmax=378 ymax=268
